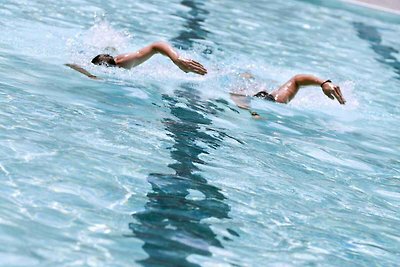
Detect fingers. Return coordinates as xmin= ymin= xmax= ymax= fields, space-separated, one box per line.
xmin=192 ymin=65 xmax=207 ymax=75
xmin=190 ymin=60 xmax=207 ymax=74
xmin=180 ymin=58 xmax=208 ymax=75
xmin=188 ymin=65 xmax=206 ymax=75
xmin=323 ymin=85 xmax=345 ymax=104
xmin=190 ymin=59 xmax=202 ymax=67
xmin=332 ymin=90 xmax=342 ymax=104
xmin=192 ymin=69 xmax=206 ymax=75
xmin=334 ymin=86 xmax=346 ymax=104
xmin=197 ymin=67 xmax=207 ymax=74
xmin=190 ymin=59 xmax=202 ymax=66
xmin=331 ymin=86 xmax=344 ymax=104
xmin=186 ymin=60 xmax=207 ymax=75
xmin=324 ymin=91 xmax=335 ymax=100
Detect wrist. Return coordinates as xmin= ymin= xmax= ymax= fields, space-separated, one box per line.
xmin=320 ymin=80 xmax=332 ymax=88
xmin=173 ymin=55 xmax=181 ymax=63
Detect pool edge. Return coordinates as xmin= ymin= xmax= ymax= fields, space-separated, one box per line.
xmin=341 ymin=0 xmax=400 ymax=15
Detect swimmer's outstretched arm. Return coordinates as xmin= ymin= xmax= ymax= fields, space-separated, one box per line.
xmin=65 ymin=64 xmax=99 ymax=80
xmin=270 ymin=74 xmax=346 ymax=104
xmin=114 ymin=42 xmax=207 ymax=75
xmin=230 ymin=93 xmax=261 ymax=119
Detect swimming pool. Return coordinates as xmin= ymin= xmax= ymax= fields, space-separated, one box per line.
xmin=0 ymin=0 xmax=399 ymax=266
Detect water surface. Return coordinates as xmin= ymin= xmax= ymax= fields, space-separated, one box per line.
xmin=0 ymin=0 xmax=399 ymax=266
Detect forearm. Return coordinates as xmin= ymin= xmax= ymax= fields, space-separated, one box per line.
xmin=230 ymin=93 xmax=260 ymax=117
xmin=272 ymin=74 xmax=326 ymax=103
xmin=115 ymin=42 xmax=179 ymax=69
xmin=152 ymin=42 xmax=179 ymax=63
xmin=293 ymin=74 xmax=345 ymax=104
xmin=293 ymin=74 xmax=325 ymax=87
xmin=65 ymin=64 xmax=99 ymax=79
xmin=271 ymin=74 xmax=345 ymax=104
xmin=230 ymin=93 xmax=250 ymax=109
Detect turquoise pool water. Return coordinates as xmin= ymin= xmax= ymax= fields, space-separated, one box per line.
xmin=1 ymin=0 xmax=399 ymax=266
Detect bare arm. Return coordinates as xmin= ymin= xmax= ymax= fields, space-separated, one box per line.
xmin=230 ymin=93 xmax=261 ymax=118
xmin=65 ymin=64 xmax=99 ymax=80
xmin=270 ymin=74 xmax=346 ymax=104
xmin=114 ymin=42 xmax=207 ymax=75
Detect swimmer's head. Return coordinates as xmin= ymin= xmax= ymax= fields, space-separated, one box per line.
xmin=254 ymin=91 xmax=269 ymax=98
xmin=254 ymin=91 xmax=276 ymax=102
xmin=91 ymin=54 xmax=116 ymax=67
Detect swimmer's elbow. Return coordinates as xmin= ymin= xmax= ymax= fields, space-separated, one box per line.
xmin=151 ymin=42 xmax=169 ymax=54
xmin=292 ymin=74 xmax=307 ymax=86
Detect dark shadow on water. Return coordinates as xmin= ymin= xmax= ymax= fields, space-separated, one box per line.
xmin=353 ymin=22 xmax=400 ymax=80
xmin=129 ymin=84 xmax=232 ymax=267
xmin=170 ymin=0 xmax=210 ymax=51
xmin=129 ymin=1 xmax=237 ymax=266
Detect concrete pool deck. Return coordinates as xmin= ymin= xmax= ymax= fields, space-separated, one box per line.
xmin=343 ymin=0 xmax=400 ymax=15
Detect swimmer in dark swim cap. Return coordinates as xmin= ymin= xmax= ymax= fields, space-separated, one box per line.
xmin=231 ymin=73 xmax=346 ymax=118
xmin=66 ymin=41 xmax=207 ymax=78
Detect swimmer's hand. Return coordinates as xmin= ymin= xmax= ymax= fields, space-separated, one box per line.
xmin=322 ymin=82 xmax=346 ymax=104
xmin=250 ymin=111 xmax=261 ymax=119
xmin=174 ymin=57 xmax=207 ymax=75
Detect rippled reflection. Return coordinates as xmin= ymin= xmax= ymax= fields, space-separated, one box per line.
xmin=170 ymin=0 xmax=210 ymax=50
xmin=353 ymin=22 xmax=400 ymax=80
xmin=130 ymin=84 xmax=232 ymax=266
xmin=129 ymin=1 xmax=236 ymax=266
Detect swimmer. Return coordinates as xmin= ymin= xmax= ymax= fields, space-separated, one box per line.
xmin=65 ymin=41 xmax=207 ymax=79
xmin=230 ymin=73 xmax=346 ymax=118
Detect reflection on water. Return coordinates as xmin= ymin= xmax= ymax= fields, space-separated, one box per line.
xmin=171 ymin=0 xmax=210 ymax=51
xmin=130 ymin=85 xmax=232 ymax=266
xmin=353 ymin=22 xmax=400 ymax=80
xmin=129 ymin=1 xmax=235 ymax=266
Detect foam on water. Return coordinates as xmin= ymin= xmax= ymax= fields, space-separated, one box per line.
xmin=67 ymin=20 xmax=132 ymax=65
